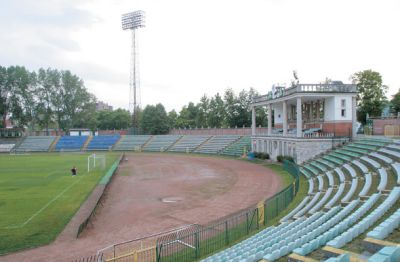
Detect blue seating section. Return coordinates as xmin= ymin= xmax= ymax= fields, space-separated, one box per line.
xmin=368 ymin=246 xmax=400 ymax=262
xmin=87 ymin=135 xmax=120 ymax=150
xmin=17 ymin=136 xmax=56 ymax=152
xmin=367 ymin=208 xmax=400 ymax=240
xmin=55 ymin=136 xmax=88 ymax=151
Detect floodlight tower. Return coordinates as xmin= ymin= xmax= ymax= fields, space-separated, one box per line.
xmin=121 ymin=10 xmax=145 ymax=128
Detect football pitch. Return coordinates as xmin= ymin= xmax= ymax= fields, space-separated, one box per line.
xmin=0 ymin=152 xmax=120 ymax=254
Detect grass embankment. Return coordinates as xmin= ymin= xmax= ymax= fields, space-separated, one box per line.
xmin=0 ymin=152 xmax=119 ymax=254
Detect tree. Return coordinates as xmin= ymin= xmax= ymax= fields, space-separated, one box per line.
xmin=1 ymin=66 xmax=35 ymax=128
xmin=352 ymin=70 xmax=388 ymax=123
xmin=208 ymin=93 xmax=225 ymax=128
xmin=195 ymin=95 xmax=209 ymax=128
xmin=167 ymin=109 xmax=178 ymax=129
xmin=52 ymin=70 xmax=94 ymax=130
xmin=223 ymin=88 xmax=239 ymax=127
xmin=140 ymin=103 xmax=169 ymax=134
xmin=36 ymin=68 xmax=60 ymax=133
xmin=390 ymin=89 xmax=400 ymax=114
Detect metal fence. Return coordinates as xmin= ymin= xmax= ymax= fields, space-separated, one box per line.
xmin=155 ymin=160 xmax=300 ymax=262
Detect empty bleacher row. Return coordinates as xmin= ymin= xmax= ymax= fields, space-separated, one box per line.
xmin=10 ymin=135 xmax=251 ymax=156
xmin=113 ymin=135 xmax=151 ymax=151
xmin=202 ymin=137 xmax=400 ymax=262
xmin=17 ymin=136 xmax=56 ymax=152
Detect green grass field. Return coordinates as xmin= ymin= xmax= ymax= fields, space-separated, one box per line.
xmin=0 ymin=152 xmax=120 ymax=254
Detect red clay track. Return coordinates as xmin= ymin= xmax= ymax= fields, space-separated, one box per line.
xmin=0 ymin=153 xmax=281 ymax=262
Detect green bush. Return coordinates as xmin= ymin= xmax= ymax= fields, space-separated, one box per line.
xmin=277 ymin=155 xmax=294 ymax=162
xmin=255 ymin=152 xmax=269 ymax=160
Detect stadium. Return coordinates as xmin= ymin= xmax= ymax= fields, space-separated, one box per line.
xmin=1 ymin=1 xmax=400 ymax=262
xmin=1 ymin=80 xmax=400 ymax=262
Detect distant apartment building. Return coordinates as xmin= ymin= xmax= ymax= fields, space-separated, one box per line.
xmin=96 ymin=101 xmax=113 ymax=111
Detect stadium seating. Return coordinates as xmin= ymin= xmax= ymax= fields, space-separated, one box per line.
xmin=0 ymin=143 xmax=15 ymax=152
xmin=334 ymin=168 xmax=346 ymax=183
xmin=55 ymin=136 xmax=88 ymax=151
xmin=143 ymin=135 xmax=182 ymax=152
xmin=368 ymin=246 xmax=400 ymax=262
xmin=370 ymin=152 xmax=393 ymax=164
xmin=201 ymin=138 xmax=400 ymax=262
xmin=113 ymin=135 xmax=152 ymax=151
xmin=86 ymin=135 xmax=120 ymax=150
xmin=377 ymin=168 xmax=388 ymax=191
xmin=16 ymin=136 xmax=56 ymax=152
xmin=341 ymin=178 xmax=358 ymax=203
xmin=327 ymin=188 xmax=400 ymax=248
xmin=361 ymin=156 xmax=381 ymax=169
xmin=343 ymin=164 xmax=357 ymax=178
xmin=367 ymin=208 xmax=400 ymax=240
xmin=222 ymin=136 xmax=251 ymax=156
xmin=359 ymin=173 xmax=372 ymax=196
xmin=324 ymin=253 xmax=350 ymax=262
xmin=352 ymin=159 xmax=369 ymax=173
xmin=325 ymin=183 xmax=345 ymax=208
xmin=379 ymin=148 xmax=400 ymax=159
xmin=323 ymin=155 xmax=343 ymax=165
xmin=390 ymin=163 xmax=400 ymax=184
xmin=194 ymin=135 xmax=241 ymax=154
xmin=168 ymin=135 xmax=211 ymax=153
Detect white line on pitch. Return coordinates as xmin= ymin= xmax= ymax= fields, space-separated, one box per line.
xmin=4 ymin=175 xmax=86 ymax=229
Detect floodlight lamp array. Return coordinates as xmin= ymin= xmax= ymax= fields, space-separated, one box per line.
xmin=121 ymin=10 xmax=145 ymax=30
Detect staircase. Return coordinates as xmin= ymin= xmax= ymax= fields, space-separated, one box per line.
xmin=48 ymin=136 xmax=60 ymax=152
xmin=165 ymin=135 xmax=185 ymax=151
xmin=193 ymin=136 xmax=214 ymax=152
xmin=81 ymin=136 xmax=93 ymax=151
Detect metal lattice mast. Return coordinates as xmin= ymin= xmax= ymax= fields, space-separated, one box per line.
xmin=122 ymin=10 xmax=145 ymax=128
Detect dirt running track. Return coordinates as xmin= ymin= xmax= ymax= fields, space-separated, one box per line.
xmin=0 ymin=153 xmax=281 ymax=262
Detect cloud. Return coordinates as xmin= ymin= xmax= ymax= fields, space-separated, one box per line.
xmin=0 ymin=0 xmax=100 ymax=67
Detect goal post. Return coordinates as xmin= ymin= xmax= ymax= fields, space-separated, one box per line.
xmin=87 ymin=153 xmax=106 ymax=172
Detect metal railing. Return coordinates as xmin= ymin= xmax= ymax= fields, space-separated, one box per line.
xmin=253 ymin=83 xmax=356 ymax=103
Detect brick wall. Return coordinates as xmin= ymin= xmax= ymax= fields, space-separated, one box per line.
xmin=372 ymin=118 xmax=400 ymax=135
xmin=169 ymin=128 xmax=268 ymax=135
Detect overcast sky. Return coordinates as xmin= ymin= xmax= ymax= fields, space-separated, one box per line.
xmin=0 ymin=0 xmax=399 ymax=112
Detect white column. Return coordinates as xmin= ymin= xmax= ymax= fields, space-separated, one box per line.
xmin=268 ymin=104 xmax=272 ymax=135
xmin=352 ymin=96 xmax=357 ymax=138
xmin=297 ymin=97 xmax=302 ymax=137
xmin=283 ymin=101 xmax=287 ymax=136
xmin=251 ymin=106 xmax=256 ymax=136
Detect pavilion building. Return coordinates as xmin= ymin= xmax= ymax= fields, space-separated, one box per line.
xmin=250 ymin=82 xmax=357 ymax=163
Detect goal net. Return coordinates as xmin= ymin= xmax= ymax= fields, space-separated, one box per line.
xmin=87 ymin=153 xmax=106 ymax=172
